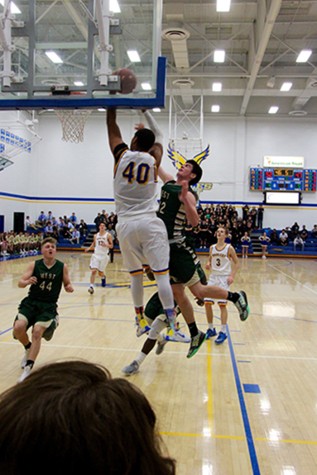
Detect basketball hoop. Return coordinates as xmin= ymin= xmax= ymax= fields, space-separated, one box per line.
xmin=54 ymin=109 xmax=92 ymax=143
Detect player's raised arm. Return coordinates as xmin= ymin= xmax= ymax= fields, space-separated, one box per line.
xmin=141 ymin=109 xmax=163 ymax=168
xmin=106 ymin=108 xmax=123 ymax=154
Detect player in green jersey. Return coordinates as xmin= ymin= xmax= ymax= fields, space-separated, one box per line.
xmin=13 ymin=237 xmax=74 ymax=382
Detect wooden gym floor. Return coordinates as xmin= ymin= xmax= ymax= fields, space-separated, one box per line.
xmin=1 ymin=252 xmax=317 ymax=475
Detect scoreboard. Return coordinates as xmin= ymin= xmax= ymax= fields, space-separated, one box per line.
xmin=250 ymin=168 xmax=317 ymax=192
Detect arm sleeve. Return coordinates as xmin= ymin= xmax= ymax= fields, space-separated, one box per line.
xmin=143 ymin=110 xmax=163 ymax=144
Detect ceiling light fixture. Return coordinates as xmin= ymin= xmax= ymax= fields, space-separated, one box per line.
xmin=214 ymin=50 xmax=225 ymax=63
xmin=212 ymin=82 xmax=222 ymax=92
xmin=216 ymin=0 xmax=231 ymax=12
xmin=110 ymin=0 xmax=121 ymax=13
xmin=45 ymin=51 xmax=63 ymax=64
xmin=280 ymin=82 xmax=292 ymax=92
xmin=269 ymin=106 xmax=279 ymax=114
xmin=0 ymin=0 xmax=21 ymax=14
xmin=141 ymin=82 xmax=152 ymax=91
xmin=296 ymin=49 xmax=312 ymax=63
xmin=127 ymin=50 xmax=141 ymax=63
xmin=152 ymin=108 xmax=161 ymax=112
xmin=211 ymin=105 xmax=220 ymax=113
xmin=74 ymin=81 xmax=84 ymax=86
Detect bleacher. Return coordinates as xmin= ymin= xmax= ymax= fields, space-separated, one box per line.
xmin=24 ymin=225 xmax=317 ymax=259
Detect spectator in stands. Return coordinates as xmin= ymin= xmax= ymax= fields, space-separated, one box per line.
xmin=250 ymin=207 xmax=257 ymax=228
xmin=257 ymin=204 xmax=264 ymax=229
xmin=36 ymin=211 xmax=46 ymax=227
xmin=279 ymin=229 xmax=289 ymax=246
xmin=94 ymin=213 xmax=101 ymax=230
xmin=270 ymin=228 xmax=279 ymax=245
xmin=259 ymin=231 xmax=270 ymax=259
xmin=47 ymin=211 xmax=53 ymax=223
xmin=70 ymin=228 xmax=80 ymax=244
xmin=294 ymin=234 xmax=305 ymax=251
xmin=289 ymin=222 xmax=300 ymax=241
xmin=242 ymin=204 xmax=250 ymax=221
xmin=312 ymin=225 xmax=317 ymax=239
xmin=107 ymin=223 xmax=117 ymax=263
xmin=69 ymin=212 xmax=78 ymax=226
xmin=25 ymin=216 xmax=37 ymax=231
xmin=300 ymin=225 xmax=308 ymax=242
xmin=44 ymin=221 xmax=54 ymax=237
xmin=78 ymin=219 xmax=88 ymax=239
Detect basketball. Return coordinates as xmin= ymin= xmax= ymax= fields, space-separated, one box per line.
xmin=116 ymin=68 xmax=137 ymax=94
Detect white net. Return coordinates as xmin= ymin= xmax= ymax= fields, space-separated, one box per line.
xmin=54 ymin=109 xmax=92 ymax=143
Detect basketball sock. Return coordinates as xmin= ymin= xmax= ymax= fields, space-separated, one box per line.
xmin=208 ymin=323 xmax=214 ymax=330
xmin=24 ymin=342 xmax=31 ymax=350
xmin=188 ymin=322 xmax=198 ymax=338
xmin=135 ymin=352 xmax=147 ymax=365
xmin=221 ymin=325 xmax=227 ymax=334
xmin=227 ymin=291 xmax=239 ymax=303
xmin=141 ymin=339 xmax=157 ymax=355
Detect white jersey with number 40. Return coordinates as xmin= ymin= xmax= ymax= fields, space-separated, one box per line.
xmin=114 ymin=149 xmax=158 ymax=219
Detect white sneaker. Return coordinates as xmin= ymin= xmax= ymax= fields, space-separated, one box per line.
xmin=135 ymin=316 xmax=150 ymax=337
xmin=262 ymin=255 xmax=266 ymax=259
xmin=166 ymin=329 xmax=190 ymax=343
xmin=18 ymin=365 xmax=32 ymax=383
xmin=21 ymin=348 xmax=30 ymax=369
xmin=122 ymin=360 xmax=139 ymax=375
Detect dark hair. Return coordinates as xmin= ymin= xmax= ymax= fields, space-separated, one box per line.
xmin=186 ymin=159 xmax=203 ymax=186
xmin=134 ymin=128 xmax=155 ymax=151
xmin=41 ymin=237 xmax=57 ymax=247
xmin=0 ymin=360 xmax=175 ymax=475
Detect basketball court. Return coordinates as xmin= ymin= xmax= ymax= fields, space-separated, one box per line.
xmin=1 ymin=253 xmax=317 ymax=475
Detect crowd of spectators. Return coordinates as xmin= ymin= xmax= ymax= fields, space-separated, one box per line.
xmin=267 ymin=222 xmax=316 ymax=251
xmin=2 ymin=206 xmax=317 ymax=259
xmin=185 ymin=203 xmax=263 ymax=249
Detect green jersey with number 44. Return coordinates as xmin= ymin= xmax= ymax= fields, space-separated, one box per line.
xmin=28 ymin=259 xmax=64 ymax=303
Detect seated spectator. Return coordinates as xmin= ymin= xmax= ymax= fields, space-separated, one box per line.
xmin=291 ymin=221 xmax=300 ymax=237
xmin=312 ymin=224 xmax=317 ymax=239
xmin=25 ymin=216 xmax=38 ymax=231
xmin=270 ymin=228 xmax=279 ymax=245
xmin=44 ymin=221 xmax=54 ymax=237
xmin=69 ymin=212 xmax=78 ymax=226
xmin=78 ymin=219 xmax=88 ymax=238
xmin=279 ymin=229 xmax=289 ymax=246
xmin=300 ymin=225 xmax=308 ymax=242
xmin=0 ymin=360 xmax=176 ymax=475
xmin=69 ymin=228 xmax=80 ymax=244
xmin=293 ymin=234 xmax=305 ymax=251
xmin=36 ymin=211 xmax=46 ymax=227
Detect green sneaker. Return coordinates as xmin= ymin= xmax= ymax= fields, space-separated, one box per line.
xmin=187 ymin=331 xmax=206 ymax=358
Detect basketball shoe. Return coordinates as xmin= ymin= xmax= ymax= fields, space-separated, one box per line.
xmin=215 ymin=331 xmax=227 ymax=344
xmin=234 ymin=291 xmax=250 ymax=321
xmin=187 ymin=331 xmax=206 ymax=358
xmin=135 ymin=316 xmax=150 ymax=337
xmin=122 ymin=360 xmax=139 ymax=376
xmin=205 ymin=328 xmax=217 ymax=339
